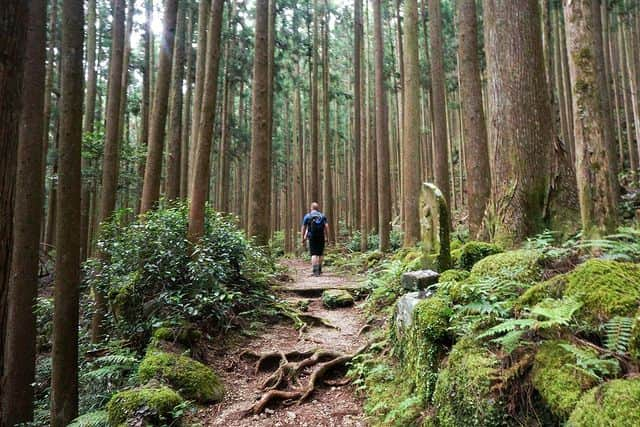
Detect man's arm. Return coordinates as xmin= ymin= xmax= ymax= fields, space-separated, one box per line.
xmin=324 ymin=223 xmax=329 ymax=243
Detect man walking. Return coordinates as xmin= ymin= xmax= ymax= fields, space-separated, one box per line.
xmin=302 ymin=202 xmax=329 ymax=276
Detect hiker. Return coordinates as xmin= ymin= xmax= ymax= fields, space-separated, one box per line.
xmin=301 ymin=202 xmax=329 ymax=276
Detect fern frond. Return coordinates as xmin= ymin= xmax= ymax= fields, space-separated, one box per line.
xmin=476 ymin=319 xmax=536 ymax=340
xmin=604 ymin=316 xmax=634 ymax=355
xmin=68 ymin=410 xmax=109 ymax=427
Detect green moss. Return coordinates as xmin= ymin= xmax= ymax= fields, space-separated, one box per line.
xmin=138 ymin=350 xmax=224 ymax=403
xmin=151 ymin=323 xmax=202 ymax=346
xmin=152 ymin=327 xmax=174 ymax=342
xmin=531 ymin=340 xmax=597 ymax=421
xmin=433 ymin=339 xmax=508 ymax=426
xmin=517 ymin=274 xmax=567 ymax=308
xmin=630 ymin=309 xmax=640 ymax=360
xmin=439 ymin=269 xmax=470 ymax=284
xmin=322 ymin=289 xmax=355 ymax=308
xmin=470 ymin=249 xmax=543 ymax=285
xmin=106 ymin=385 xmax=183 ymax=426
xmin=450 ymin=248 xmax=463 ymax=268
xmin=457 ymin=241 xmax=503 ymax=271
xmin=568 ymin=378 xmax=640 ymax=426
xmin=564 ymin=260 xmax=640 ymax=327
xmin=108 ymin=272 xmax=142 ymax=325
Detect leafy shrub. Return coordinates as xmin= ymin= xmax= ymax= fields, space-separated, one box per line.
xmin=86 ymin=204 xmax=275 ymax=348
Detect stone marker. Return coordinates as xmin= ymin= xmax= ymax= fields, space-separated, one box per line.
xmin=395 ymin=290 xmax=435 ymax=332
xmin=401 ymin=270 xmax=439 ymax=293
xmin=420 ymin=182 xmax=451 ymax=271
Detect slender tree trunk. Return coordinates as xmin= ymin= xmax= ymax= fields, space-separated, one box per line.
xmin=140 ymin=0 xmax=179 ymax=213
xmin=354 ymin=0 xmax=362 ymax=236
xmin=373 ymin=0 xmax=391 ymax=251
xmin=166 ymin=2 xmax=186 ymax=201
xmin=457 ymin=0 xmax=490 ymax=238
xmin=187 ymin=0 xmax=224 ymax=241
xmin=563 ymin=0 xmax=618 ymax=235
xmin=1 ymin=1 xmax=38 ymax=423
xmin=402 ymin=0 xmax=421 ymax=246
xmin=322 ymin=0 xmax=335 ymax=243
xmin=484 ymin=0 xmax=552 ymax=245
xmin=51 ymin=0 xmax=84 ymax=424
xmin=311 ymin=0 xmax=320 ymax=203
xmin=180 ymin=5 xmax=194 ymax=200
xmin=428 ymin=0 xmax=451 ymax=208
xmin=247 ymin=0 xmax=272 ymax=245
xmin=137 ymin=0 xmax=152 ymax=210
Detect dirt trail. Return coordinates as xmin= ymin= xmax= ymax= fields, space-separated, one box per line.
xmin=193 ymin=259 xmax=368 ymax=427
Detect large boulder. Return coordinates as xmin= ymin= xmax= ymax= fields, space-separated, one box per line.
xmin=106 ymin=384 xmax=183 ymax=426
xmin=138 ymin=350 xmax=224 ymax=403
xmin=568 ymin=378 xmax=640 ymax=426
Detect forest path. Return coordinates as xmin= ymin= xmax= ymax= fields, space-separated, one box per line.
xmin=193 ymin=259 xmax=368 ymax=427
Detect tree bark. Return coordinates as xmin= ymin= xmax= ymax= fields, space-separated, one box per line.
xmin=50 ymin=0 xmax=84 ymax=424
xmin=137 ymin=0 xmax=153 ymax=211
xmin=563 ymin=0 xmax=618 ymax=235
xmin=483 ymin=0 xmax=553 ymax=245
xmin=322 ymin=0 xmax=335 ymax=244
xmin=402 ymin=0 xmax=422 ymax=246
xmin=187 ymin=0 xmax=224 ymax=241
xmin=140 ymin=0 xmax=179 ymax=213
xmin=456 ymin=0 xmax=490 ymax=239
xmin=1 ymin=1 xmax=41 ymax=423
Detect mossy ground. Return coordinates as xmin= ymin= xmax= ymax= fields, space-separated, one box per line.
xmin=138 ymin=350 xmax=224 ymax=403
xmin=106 ymin=385 xmax=183 ymax=426
xmin=568 ymin=378 xmax=640 ymax=426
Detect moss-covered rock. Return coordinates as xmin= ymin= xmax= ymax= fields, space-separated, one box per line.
xmin=531 ymin=340 xmax=597 ymax=420
xmin=630 ymin=309 xmax=640 ymax=360
xmin=433 ymin=339 xmax=508 ymax=426
xmin=439 ymin=269 xmax=470 ymax=284
xmin=138 ymin=350 xmax=224 ymax=403
xmin=471 ymin=249 xmax=543 ymax=285
xmin=106 ymin=385 xmax=183 ymax=426
xmin=458 ymin=241 xmax=503 ymax=271
xmin=151 ymin=322 xmax=202 ymax=347
xmin=108 ymin=271 xmax=142 ymax=325
xmin=401 ymin=296 xmax=453 ymax=402
xmin=567 ymin=378 xmax=640 ymax=426
xmin=322 ymin=289 xmax=355 ymax=308
xmin=563 ymin=260 xmax=640 ymax=327
xmin=516 ymin=274 xmax=567 ymax=309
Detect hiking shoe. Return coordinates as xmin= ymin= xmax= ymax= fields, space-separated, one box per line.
xmin=313 ymin=265 xmax=320 ymax=276
xmin=318 ymin=265 xmax=322 ymax=275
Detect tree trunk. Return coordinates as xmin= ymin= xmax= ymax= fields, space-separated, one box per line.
xmin=428 ymin=0 xmax=451 ymax=208
xmin=456 ymin=0 xmax=490 ymax=239
xmin=166 ymin=2 xmax=186 ymax=201
xmin=247 ymin=0 xmax=272 ymax=245
xmin=140 ymin=0 xmax=179 ymax=213
xmin=483 ymin=0 xmax=552 ymax=245
xmin=402 ymin=0 xmax=422 ymax=246
xmin=1 ymin=1 xmax=40 ymax=423
xmin=311 ymin=0 xmax=320 ymax=203
xmin=187 ymin=0 xmax=224 ymax=241
xmin=180 ymin=5 xmax=194 ymax=200
xmin=322 ymin=0 xmax=335 ymax=244
xmin=563 ymin=0 xmax=618 ymax=235
xmin=50 ymin=0 xmax=84 ymax=424
xmin=137 ymin=0 xmax=153 ymax=211
xmin=373 ymin=0 xmax=391 ymax=251
xmin=353 ymin=0 xmax=362 ymax=237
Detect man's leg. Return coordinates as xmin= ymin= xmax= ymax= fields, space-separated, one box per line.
xmin=311 ymin=255 xmax=319 ymax=275
xmin=318 ymin=256 xmax=324 ymax=274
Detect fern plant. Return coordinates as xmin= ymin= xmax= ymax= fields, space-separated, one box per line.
xmin=68 ymin=410 xmax=109 ymax=427
xmin=604 ymin=316 xmax=634 ymax=355
xmin=558 ymin=343 xmax=620 ymax=381
xmin=477 ymin=297 xmax=582 ymax=353
xmin=579 ymin=227 xmax=640 ymax=262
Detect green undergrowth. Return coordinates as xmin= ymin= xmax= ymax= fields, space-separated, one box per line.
xmin=349 ymin=228 xmax=640 ymax=426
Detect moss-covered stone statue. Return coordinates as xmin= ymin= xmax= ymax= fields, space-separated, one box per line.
xmin=420 ymin=182 xmax=451 ymax=271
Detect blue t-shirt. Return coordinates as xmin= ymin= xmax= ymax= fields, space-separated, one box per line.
xmin=302 ymin=211 xmax=327 ymax=238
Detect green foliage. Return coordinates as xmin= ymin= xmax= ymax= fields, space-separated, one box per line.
xmin=531 ymin=340 xmax=598 ymax=420
xmin=457 ymin=241 xmax=503 ymax=270
xmin=516 ymin=274 xmax=567 ymax=308
xmin=345 ymin=230 xmax=403 ymax=253
xmin=563 ymin=259 xmax=640 ymax=328
xmin=470 ymin=249 xmax=543 ymax=285
xmin=557 ymin=343 xmax=619 ymax=381
xmin=321 ymin=289 xmax=355 ymax=308
xmin=86 ymin=204 xmax=275 ymax=347
xmin=477 ymin=298 xmax=582 ymax=353
xmin=137 ymin=350 xmax=224 ymax=403
xmin=568 ymin=378 xmax=640 ymax=426
xmin=579 ymin=228 xmax=640 ymax=262
xmin=68 ymin=411 xmax=109 ymax=427
xmin=438 ymin=269 xmax=470 ymax=284
xmin=433 ymin=339 xmax=508 ymax=427
xmin=106 ymin=385 xmax=184 ymax=426
xmin=604 ymin=316 xmax=634 ymax=355
xmin=35 ymin=297 xmax=54 ymax=352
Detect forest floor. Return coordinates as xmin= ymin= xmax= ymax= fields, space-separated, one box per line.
xmin=192 ymin=259 xmax=369 ymax=427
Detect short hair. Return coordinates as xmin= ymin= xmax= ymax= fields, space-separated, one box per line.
xmin=310 ymin=202 xmax=320 ymax=210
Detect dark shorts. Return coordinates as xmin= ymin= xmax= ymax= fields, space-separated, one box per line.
xmin=309 ymin=237 xmax=325 ymax=256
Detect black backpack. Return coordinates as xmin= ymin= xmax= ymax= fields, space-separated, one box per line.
xmin=308 ymin=213 xmax=324 ymax=237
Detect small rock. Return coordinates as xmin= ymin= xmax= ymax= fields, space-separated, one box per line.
xmin=286 ymin=411 xmax=296 ymax=419
xmin=265 ymin=408 xmax=275 ymax=415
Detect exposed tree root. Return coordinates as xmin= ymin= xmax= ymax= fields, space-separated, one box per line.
xmin=243 ymin=343 xmax=370 ymax=415
xmin=276 ymin=302 xmax=339 ymax=331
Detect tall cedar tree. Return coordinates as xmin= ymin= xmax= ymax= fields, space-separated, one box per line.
xmin=563 ymin=0 xmax=618 ymax=235
xmin=51 ymin=0 xmax=84 ymax=424
xmin=2 ymin=1 xmax=43 ymax=424
xmin=247 ymin=0 xmax=273 ymax=245
xmin=0 ymin=0 xmax=28 ymax=412
xmin=311 ymin=0 xmax=320 ymax=203
xmin=457 ymin=0 xmax=490 ymax=238
xmin=187 ymin=0 xmax=224 ymax=241
xmin=428 ymin=0 xmax=451 ymax=207
xmin=92 ymin=0 xmax=126 ymax=343
xmin=373 ymin=0 xmax=392 ymax=251
xmin=402 ymin=0 xmax=422 ymax=246
xmin=354 ymin=0 xmax=363 ymax=240
xmin=483 ymin=0 xmax=553 ymax=244
xmin=140 ymin=0 xmax=179 ymax=213
xmin=322 ymin=0 xmax=335 ymax=243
